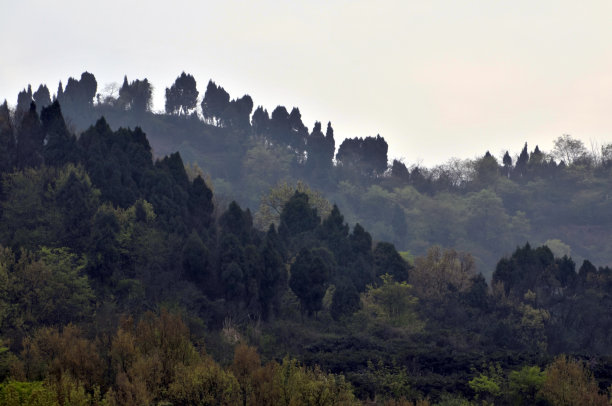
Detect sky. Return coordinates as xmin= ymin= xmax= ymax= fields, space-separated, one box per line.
xmin=1 ymin=0 xmax=612 ymax=166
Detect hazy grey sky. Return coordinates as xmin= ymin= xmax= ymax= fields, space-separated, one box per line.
xmin=2 ymin=0 xmax=612 ymax=166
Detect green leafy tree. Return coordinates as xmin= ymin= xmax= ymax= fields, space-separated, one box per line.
xmin=359 ymin=274 xmax=421 ymax=330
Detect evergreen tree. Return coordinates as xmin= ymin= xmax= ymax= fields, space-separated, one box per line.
xmin=318 ymin=204 xmax=350 ymax=264
xmin=87 ymin=205 xmax=120 ymax=282
xmin=41 ymin=101 xmax=79 ymax=166
xmin=55 ymin=169 xmax=99 ymax=251
xmin=258 ymin=225 xmax=286 ymax=319
xmin=514 ymin=142 xmax=529 ymax=179
xmin=251 ymin=106 xmax=270 ymax=135
xmin=16 ymin=102 xmax=44 ymax=169
xmin=0 ymin=100 xmax=15 ymax=173
xmin=201 ymin=80 xmax=230 ymax=125
xmin=188 ymin=175 xmax=214 ymax=232
xmin=279 ymin=191 xmax=320 ymax=237
xmin=165 ymin=72 xmax=199 ymax=116
xmin=391 ymin=159 xmax=410 ymax=182
xmin=16 ymin=85 xmax=33 ymax=116
xmin=373 ymin=242 xmax=409 ymax=282
xmin=330 ymin=279 xmax=360 ymax=321
xmin=290 ymin=248 xmax=332 ymax=316
xmin=119 ymin=76 xmax=153 ymax=113
xmin=182 ymin=230 xmax=210 ymax=285
xmin=219 ymin=201 xmax=253 ymax=244
xmin=32 ymin=84 xmax=52 ymax=113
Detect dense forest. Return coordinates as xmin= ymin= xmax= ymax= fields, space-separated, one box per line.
xmin=0 ymin=73 xmax=611 ymax=405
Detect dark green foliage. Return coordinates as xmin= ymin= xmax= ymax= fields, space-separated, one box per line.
xmin=0 ymin=101 xmax=15 ymax=172
xmin=78 ymin=118 xmax=145 ymax=207
xmin=188 ymin=175 xmax=214 ymax=232
xmin=41 ymin=101 xmax=79 ymax=166
xmin=55 ymin=169 xmax=99 ymax=251
xmin=15 ymin=103 xmax=44 ymax=169
xmin=492 ymin=243 xmax=556 ymax=296
xmin=222 ymin=261 xmax=245 ymax=300
xmin=258 ymin=225 xmax=286 ymax=319
xmin=87 ymin=205 xmax=120 ymax=282
xmin=373 ymin=242 xmax=409 ymax=282
xmin=279 ymin=191 xmax=320 ymax=236
xmin=220 ymin=201 xmax=254 ymax=244
xmin=290 ymin=247 xmax=332 ymax=316
xmin=318 ymin=204 xmax=350 ymax=263
xmin=182 ymin=230 xmax=210 ymax=285
xmin=6 ymin=72 xmax=612 ymax=404
xmin=463 ymin=273 xmax=489 ymax=309
xmin=331 ymin=280 xmax=360 ymax=321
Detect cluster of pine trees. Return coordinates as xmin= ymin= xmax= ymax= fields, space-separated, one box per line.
xmin=2 ymin=73 xmax=612 ymax=404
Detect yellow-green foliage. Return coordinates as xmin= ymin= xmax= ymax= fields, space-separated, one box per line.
xmin=358 ymin=274 xmax=422 ymax=332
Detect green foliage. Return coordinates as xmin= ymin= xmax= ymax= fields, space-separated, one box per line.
xmin=0 ymin=247 xmax=93 ymax=335
xmin=358 ymin=274 xmax=421 ymax=331
xmin=508 ymin=365 xmax=545 ymax=404
xmin=0 ymin=380 xmax=56 ymax=406
xmin=290 ymin=248 xmax=332 ymax=316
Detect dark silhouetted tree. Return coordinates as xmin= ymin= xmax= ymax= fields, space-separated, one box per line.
xmin=16 ymin=85 xmax=33 ymax=116
xmin=165 ymin=72 xmax=199 ymax=116
xmin=331 ymin=279 xmax=360 ymax=321
xmin=0 ymin=100 xmax=15 ymax=172
xmin=336 ymin=135 xmax=388 ymax=176
xmin=16 ymin=102 xmax=44 ymax=169
xmin=33 ymin=84 xmax=51 ymax=113
xmin=290 ymin=247 xmax=332 ymax=316
xmin=41 ymin=101 xmax=79 ymax=166
xmin=201 ymin=80 xmax=230 ymax=125
xmin=374 ymin=242 xmax=409 ymax=282
xmin=279 ymin=191 xmax=320 ymax=236
xmin=251 ymin=106 xmax=270 ymax=135
xmin=119 ymin=76 xmax=153 ymax=113
xmin=182 ymin=230 xmax=210 ymax=284
xmin=514 ymin=142 xmax=529 ymax=179
xmin=391 ymin=159 xmax=410 ymax=182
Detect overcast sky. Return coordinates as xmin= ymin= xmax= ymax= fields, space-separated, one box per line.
xmin=2 ymin=0 xmax=612 ymax=166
